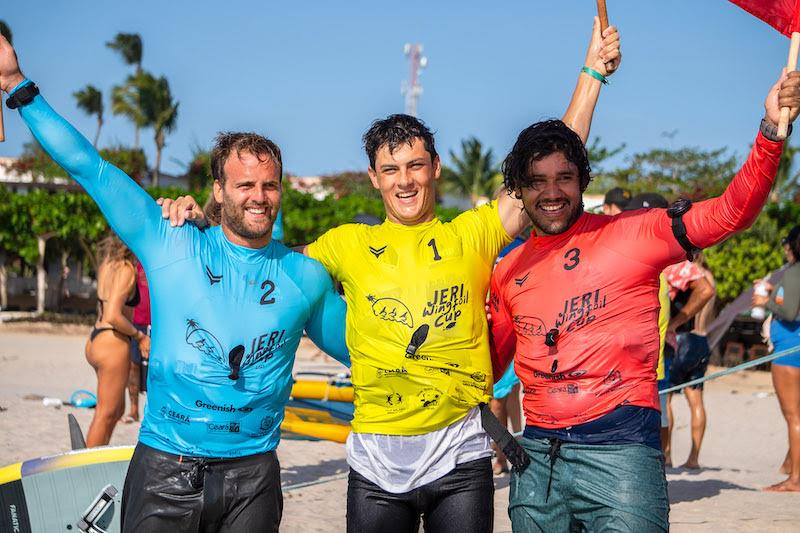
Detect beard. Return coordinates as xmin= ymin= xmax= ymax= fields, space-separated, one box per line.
xmin=220 ymin=194 xmax=275 ymax=242
xmin=525 ymin=198 xmax=584 ymax=236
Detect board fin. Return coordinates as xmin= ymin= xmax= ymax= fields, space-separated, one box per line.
xmin=69 ymin=414 xmax=87 ymax=450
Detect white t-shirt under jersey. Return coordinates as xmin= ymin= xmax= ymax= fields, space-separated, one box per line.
xmin=346 ymin=407 xmax=493 ymax=493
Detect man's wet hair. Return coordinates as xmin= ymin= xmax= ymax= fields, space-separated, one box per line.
xmin=211 ymin=132 xmax=282 ymax=185
xmin=502 ymin=119 xmax=592 ymax=195
xmin=363 ymin=114 xmax=438 ymax=169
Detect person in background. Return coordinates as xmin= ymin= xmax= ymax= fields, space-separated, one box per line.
xmin=753 ymin=225 xmax=800 ymax=491
xmin=123 ymin=262 xmax=151 ymax=423
xmin=86 ymin=234 xmax=149 ymax=446
xmin=663 ymin=252 xmax=716 ymax=469
xmin=601 ymin=186 xmax=632 ymax=215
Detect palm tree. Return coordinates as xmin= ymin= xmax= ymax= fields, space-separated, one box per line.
xmin=107 ymin=33 xmax=143 ymax=147
xmin=106 ymin=33 xmax=143 ymax=73
xmin=140 ymin=75 xmax=179 ymax=187
xmin=441 ymin=137 xmax=501 ymax=206
xmin=73 ymin=85 xmax=104 ymax=147
xmin=111 ymin=73 xmax=148 ymax=149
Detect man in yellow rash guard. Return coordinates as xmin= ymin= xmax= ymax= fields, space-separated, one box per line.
xmin=306 ymin=20 xmax=621 ymax=533
xmin=163 ymin=18 xmax=621 ymax=532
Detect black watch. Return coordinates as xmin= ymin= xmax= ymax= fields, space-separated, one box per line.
xmin=6 ymin=82 xmax=39 ymax=109
xmin=760 ymin=117 xmax=792 ymax=142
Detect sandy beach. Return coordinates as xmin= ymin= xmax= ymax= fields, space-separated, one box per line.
xmin=1 ymin=322 xmax=798 ymax=532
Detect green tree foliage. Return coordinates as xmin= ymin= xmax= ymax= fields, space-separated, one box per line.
xmin=589 ymin=146 xmax=737 ymax=200
xmin=440 ymin=137 xmax=502 ymax=206
xmin=112 ymin=71 xmax=180 ymax=186
xmin=321 ymin=170 xmax=382 ymax=201
xmin=4 ymin=140 xmax=65 ymax=180
xmin=73 ymin=85 xmax=104 ymax=147
xmin=773 ymin=141 xmax=800 ymax=202
xmin=99 ymin=146 xmax=148 ymax=184
xmin=111 ymin=73 xmax=148 ymax=149
xmin=705 ymin=215 xmax=785 ymax=302
xmin=185 ymin=149 xmax=213 ymax=191
xmin=106 ymin=32 xmax=143 ymax=71
xmin=107 ymin=33 xmax=144 ymax=148
xmin=140 ymin=74 xmax=179 ymax=187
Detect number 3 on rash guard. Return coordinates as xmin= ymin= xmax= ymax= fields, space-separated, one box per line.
xmin=490 ymin=131 xmax=783 ymax=429
xmin=15 ymin=85 xmax=349 ymax=457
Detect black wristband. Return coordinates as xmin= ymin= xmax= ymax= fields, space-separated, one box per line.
xmin=6 ymin=82 xmax=39 ymax=109
xmin=760 ymin=117 xmax=792 ymax=142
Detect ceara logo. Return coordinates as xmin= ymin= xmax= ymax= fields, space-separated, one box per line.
xmin=160 ymin=405 xmax=190 ymax=425
xmin=207 ymin=422 xmax=240 ymax=433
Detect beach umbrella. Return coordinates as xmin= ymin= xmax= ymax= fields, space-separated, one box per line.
xmin=728 ymin=1 xmax=800 ymax=137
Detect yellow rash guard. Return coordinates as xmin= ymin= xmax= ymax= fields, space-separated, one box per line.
xmin=307 ymin=201 xmax=512 ymax=435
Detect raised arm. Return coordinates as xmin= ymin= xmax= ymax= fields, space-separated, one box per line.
xmin=0 ymin=35 xmax=170 ymax=264
xmin=685 ymin=71 xmax=800 ymax=251
xmin=561 ymin=16 xmax=620 ymax=143
xmin=497 ymin=17 xmax=620 ymax=237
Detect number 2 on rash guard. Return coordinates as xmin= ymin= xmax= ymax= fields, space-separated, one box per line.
xmin=15 ymin=83 xmax=349 ymax=457
xmin=490 ymin=131 xmax=783 ymax=429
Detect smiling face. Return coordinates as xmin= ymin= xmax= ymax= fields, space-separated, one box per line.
xmin=213 ymin=150 xmax=281 ymax=248
xmin=368 ymin=137 xmax=440 ymax=226
xmin=517 ymin=151 xmax=584 ymax=236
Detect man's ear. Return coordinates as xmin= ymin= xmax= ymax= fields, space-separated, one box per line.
xmin=367 ymin=167 xmax=380 ymax=190
xmin=213 ymin=179 xmax=224 ymax=203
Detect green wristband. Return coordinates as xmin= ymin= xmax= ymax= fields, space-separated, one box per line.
xmin=581 ymin=66 xmax=608 ymax=85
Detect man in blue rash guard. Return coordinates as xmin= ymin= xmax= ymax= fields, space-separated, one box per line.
xmin=0 ymin=37 xmax=348 ymax=532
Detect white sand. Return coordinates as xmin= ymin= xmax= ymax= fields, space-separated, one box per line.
xmin=1 ymin=323 xmax=798 ymax=531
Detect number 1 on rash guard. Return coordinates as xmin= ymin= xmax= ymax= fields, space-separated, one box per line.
xmin=13 ymin=81 xmax=349 ymax=457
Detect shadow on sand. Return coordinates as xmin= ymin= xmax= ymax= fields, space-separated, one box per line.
xmin=281 ymin=457 xmax=349 ymax=488
xmin=668 ymin=478 xmax=754 ymax=504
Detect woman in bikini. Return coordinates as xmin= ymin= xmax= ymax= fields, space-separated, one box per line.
xmin=85 ymin=234 xmax=149 ymax=447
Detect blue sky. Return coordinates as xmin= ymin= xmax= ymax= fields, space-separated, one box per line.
xmin=0 ymin=1 xmax=792 ymax=176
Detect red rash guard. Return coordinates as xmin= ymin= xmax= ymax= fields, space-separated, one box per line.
xmin=490 ymin=132 xmax=782 ymax=429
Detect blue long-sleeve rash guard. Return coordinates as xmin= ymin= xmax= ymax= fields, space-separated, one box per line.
xmin=16 ymin=81 xmax=350 ymax=457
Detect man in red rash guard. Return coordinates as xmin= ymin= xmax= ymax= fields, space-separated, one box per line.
xmin=489 ymin=72 xmax=800 ymax=532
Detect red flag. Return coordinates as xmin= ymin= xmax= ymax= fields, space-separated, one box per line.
xmin=728 ymin=0 xmax=800 ymax=36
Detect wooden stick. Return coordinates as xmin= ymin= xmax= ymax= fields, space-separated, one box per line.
xmin=0 ymin=95 xmax=4 ymax=142
xmin=596 ymin=0 xmax=609 ymax=33
xmin=778 ymin=31 xmax=800 ymax=139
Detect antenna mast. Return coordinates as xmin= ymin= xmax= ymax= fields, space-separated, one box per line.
xmin=402 ymin=43 xmax=427 ymax=117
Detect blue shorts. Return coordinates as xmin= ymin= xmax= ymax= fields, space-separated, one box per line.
xmin=509 ymin=438 xmax=669 ymax=532
xmin=771 ymin=320 xmax=800 ymax=368
xmin=668 ymin=333 xmax=710 ymax=391
xmin=493 ymin=362 xmax=520 ymax=399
